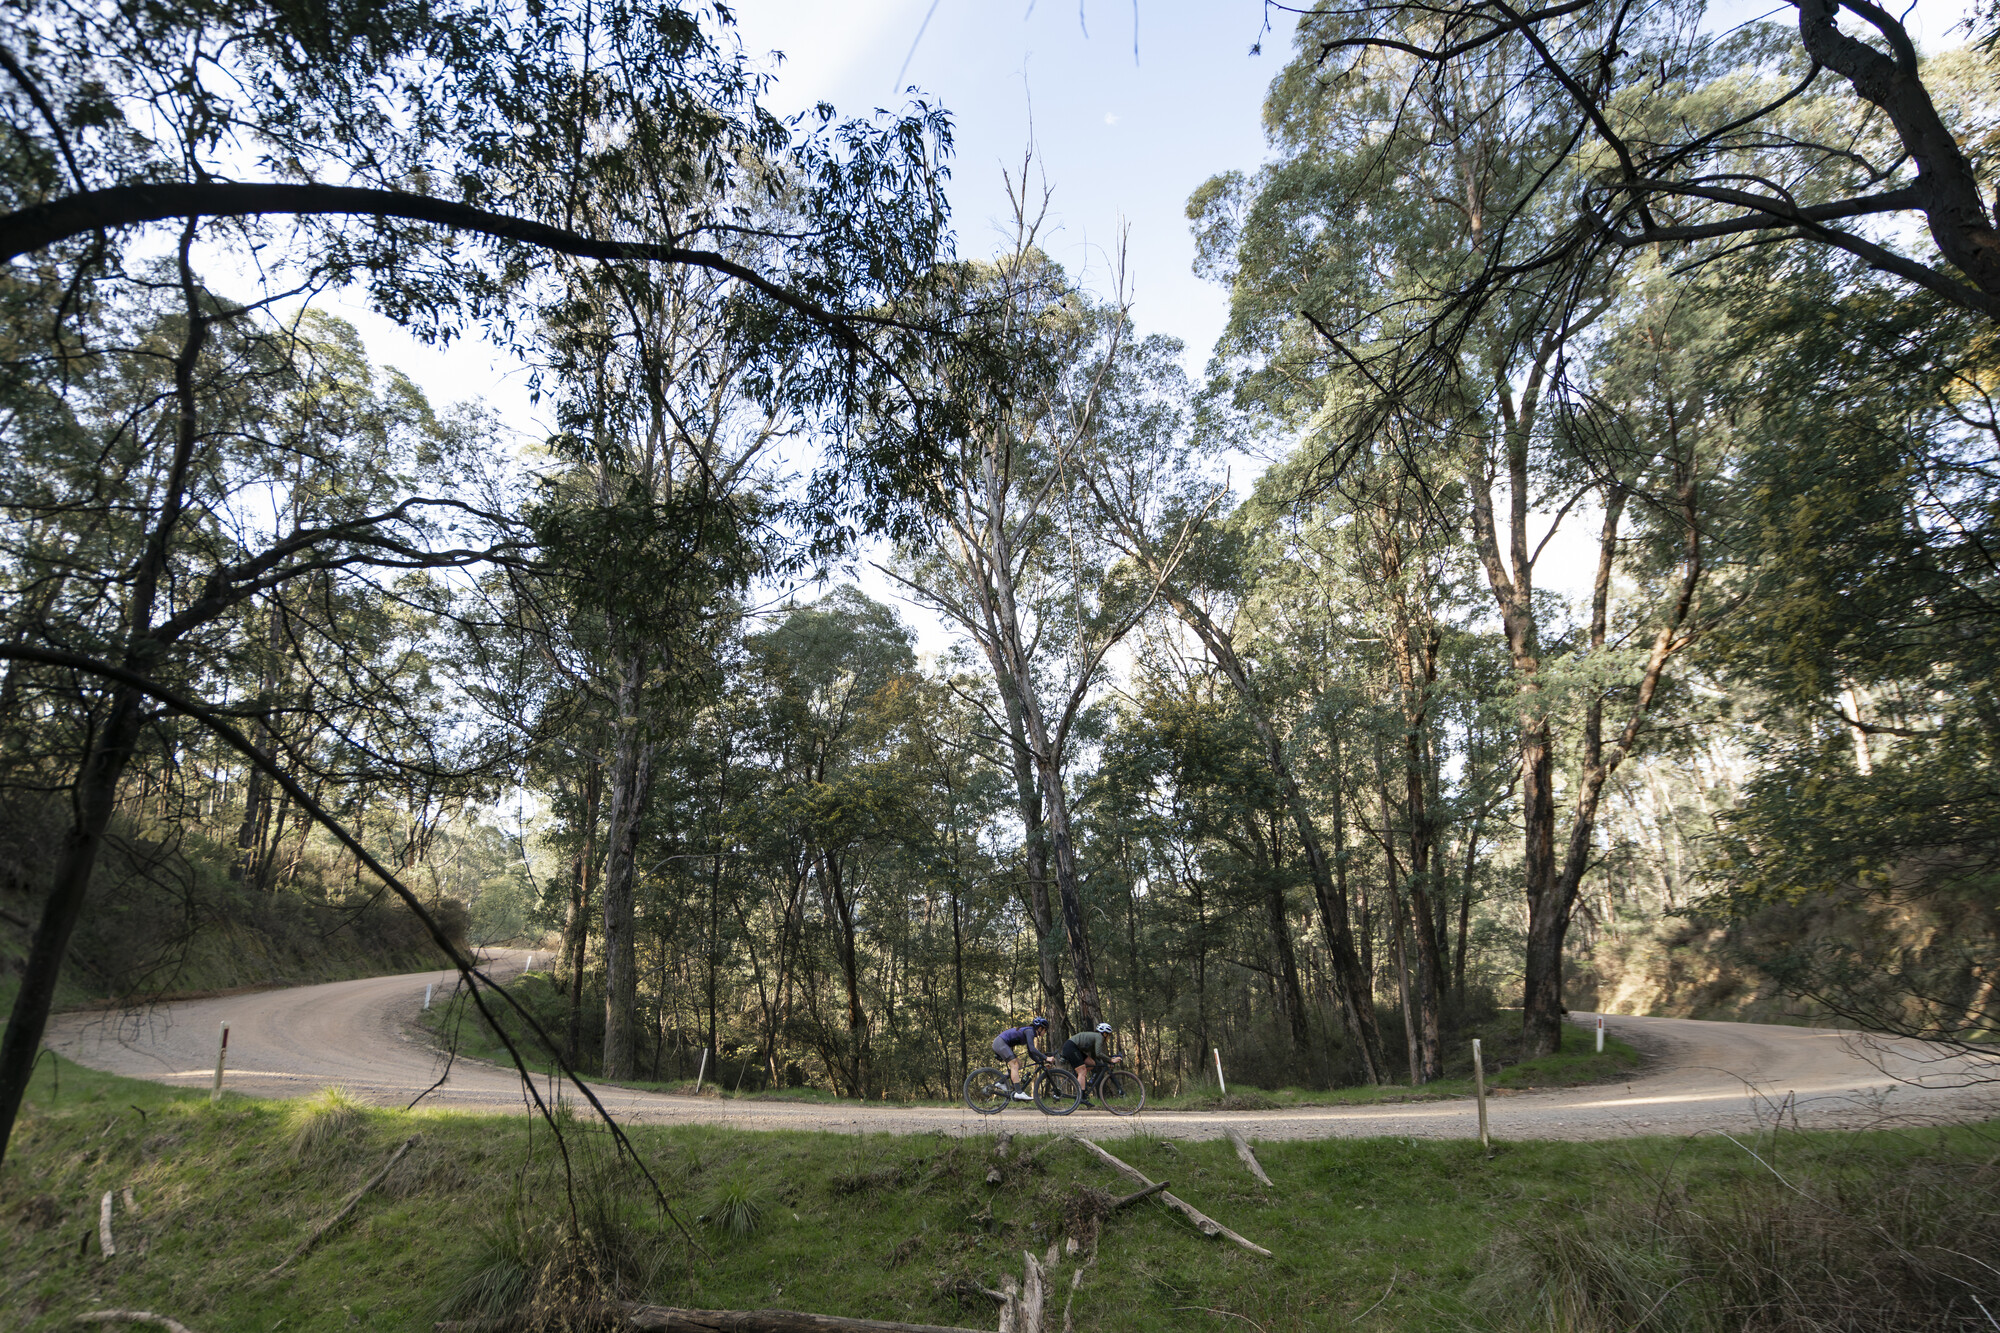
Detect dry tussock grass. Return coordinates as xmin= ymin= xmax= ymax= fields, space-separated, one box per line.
xmin=1491 ymin=1134 xmax=2000 ymax=1332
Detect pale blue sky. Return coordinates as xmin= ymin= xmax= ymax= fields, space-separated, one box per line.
xmin=730 ymin=1 xmax=1279 ymax=374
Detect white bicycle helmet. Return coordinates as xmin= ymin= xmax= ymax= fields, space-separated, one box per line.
xmin=1095 ymin=1022 xmax=1112 ymax=1034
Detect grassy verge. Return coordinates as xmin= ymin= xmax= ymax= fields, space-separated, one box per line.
xmin=1143 ymin=1019 xmax=1643 ymax=1111
xmin=6 ymin=1054 xmax=1993 ymax=1333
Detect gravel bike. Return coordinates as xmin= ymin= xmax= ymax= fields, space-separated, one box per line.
xmin=963 ymin=1062 xmax=1075 ymax=1115
xmin=1050 ymin=1061 xmax=1145 ymax=1116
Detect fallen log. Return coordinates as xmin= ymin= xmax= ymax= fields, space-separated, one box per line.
xmin=434 ymin=1307 xmax=990 ymax=1333
xmin=76 ymin=1314 xmax=198 ymax=1333
xmin=622 ymin=1311 xmax=991 ymax=1333
xmin=266 ymin=1135 xmax=418 ymax=1278
xmin=98 ymin=1190 xmax=116 ymax=1258
xmin=1074 ymin=1139 xmax=1272 ymax=1258
xmin=1224 ymin=1129 xmax=1274 ymax=1188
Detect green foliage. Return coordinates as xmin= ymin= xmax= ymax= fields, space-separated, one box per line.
xmin=1694 ymin=262 xmax=2000 ymax=1045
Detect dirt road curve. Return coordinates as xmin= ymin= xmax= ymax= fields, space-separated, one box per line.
xmin=44 ymin=950 xmax=1997 ymax=1141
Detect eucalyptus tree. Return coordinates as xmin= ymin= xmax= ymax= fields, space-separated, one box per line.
xmin=1085 ymin=409 xmax=1393 ymax=1081
xmin=1198 ymin=450 xmax=1491 ymax=1083
xmin=896 ymin=669 xmax=1013 ymax=1092
xmin=1101 ymin=667 xmax=1316 ymax=1059
xmin=883 ymin=196 xmax=1176 ymax=1031
xmin=1195 ymin=7 xmax=1722 ymax=1055
xmin=743 ymin=588 xmax=919 ymax=1095
xmin=520 ymin=248 xmax=795 ymax=1080
xmin=0 ymin=256 xmax=515 ymax=1163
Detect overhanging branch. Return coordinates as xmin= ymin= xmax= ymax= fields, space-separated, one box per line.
xmin=0 ymin=181 xmax=915 ymax=344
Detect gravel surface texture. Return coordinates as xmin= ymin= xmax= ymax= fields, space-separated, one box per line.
xmin=44 ymin=950 xmax=1998 ymax=1141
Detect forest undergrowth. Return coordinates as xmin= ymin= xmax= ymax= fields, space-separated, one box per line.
xmin=422 ymin=971 xmax=1642 ymax=1108
xmin=4 ymin=1054 xmax=1992 ymax=1333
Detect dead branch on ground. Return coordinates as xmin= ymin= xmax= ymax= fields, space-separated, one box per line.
xmin=75 ymin=1314 xmax=198 ymax=1333
xmin=266 ymin=1135 xmax=418 ymax=1277
xmin=1225 ymin=1129 xmax=1274 ymax=1188
xmin=1074 ymin=1139 xmax=1273 ymax=1257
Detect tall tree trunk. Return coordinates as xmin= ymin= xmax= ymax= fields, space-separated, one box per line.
xmin=1468 ymin=428 xmax=1562 ymax=1056
xmin=232 ymin=745 xmax=273 ymax=884
xmin=564 ymin=762 xmax=601 ymax=1066
xmin=230 ymin=599 xmax=285 ymax=884
xmin=1330 ymin=728 xmax=1374 ymax=995
xmin=599 ymin=657 xmax=655 ymax=1079
xmin=1378 ymin=783 xmax=1422 ymax=1085
xmin=707 ymin=836 xmax=722 ymax=1080
xmin=0 ymin=222 xmax=210 ymax=1166
xmin=0 ymin=690 xmax=146 ymax=1163
xmin=1244 ymin=815 xmax=1310 ymax=1055
xmin=815 ymin=848 xmax=867 ymax=1096
xmin=950 ymin=886 xmax=967 ymax=1090
xmin=1454 ymin=811 xmax=1481 ymax=1001
xmin=1387 ymin=609 xmax=1445 ymax=1082
xmin=1032 ymin=759 xmax=1101 ymax=1026
xmin=1001 ymin=685 xmax=1069 ymax=1035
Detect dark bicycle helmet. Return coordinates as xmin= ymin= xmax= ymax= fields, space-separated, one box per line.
xmin=1095 ymin=1022 xmax=1113 ymax=1034
xmin=1030 ymin=1016 xmax=1049 ymax=1029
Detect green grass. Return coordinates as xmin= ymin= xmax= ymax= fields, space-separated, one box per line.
xmin=1138 ymin=1019 xmax=1642 ymax=1111
xmin=6 ymin=1051 xmax=1993 ymax=1332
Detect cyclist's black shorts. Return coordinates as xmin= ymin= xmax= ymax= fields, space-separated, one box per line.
xmin=1060 ymin=1040 xmax=1089 ymax=1068
xmin=992 ymin=1036 xmax=1016 ymax=1061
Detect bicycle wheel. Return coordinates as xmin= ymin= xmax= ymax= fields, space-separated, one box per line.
xmin=964 ymin=1066 xmax=1011 ymax=1115
xmin=1095 ymin=1068 xmax=1146 ymax=1116
xmin=1033 ymin=1065 xmax=1082 ymax=1116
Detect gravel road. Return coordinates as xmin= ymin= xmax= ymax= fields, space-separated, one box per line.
xmin=43 ymin=950 xmax=1997 ymax=1141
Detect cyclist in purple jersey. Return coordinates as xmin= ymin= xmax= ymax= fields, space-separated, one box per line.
xmin=991 ymin=1017 xmax=1051 ymax=1100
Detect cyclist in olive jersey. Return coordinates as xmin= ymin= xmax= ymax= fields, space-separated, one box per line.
xmin=1060 ymin=1022 xmax=1120 ymax=1105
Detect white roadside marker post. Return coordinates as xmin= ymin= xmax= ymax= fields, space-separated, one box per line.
xmin=1596 ymin=1015 xmax=1605 ymax=1053
xmin=424 ymin=983 xmax=433 ymax=1011
xmin=1213 ymin=1047 xmax=1226 ymax=1096
xmin=1472 ymin=1038 xmax=1490 ymax=1152
xmin=210 ymin=1021 xmax=229 ymax=1105
xmin=694 ymin=1048 xmax=710 ymax=1094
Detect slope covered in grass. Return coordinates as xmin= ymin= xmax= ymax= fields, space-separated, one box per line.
xmin=4 ymin=1055 xmax=1994 ymax=1332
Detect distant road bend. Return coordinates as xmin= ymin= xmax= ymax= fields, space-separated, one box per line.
xmin=44 ymin=950 xmax=1998 ymax=1141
